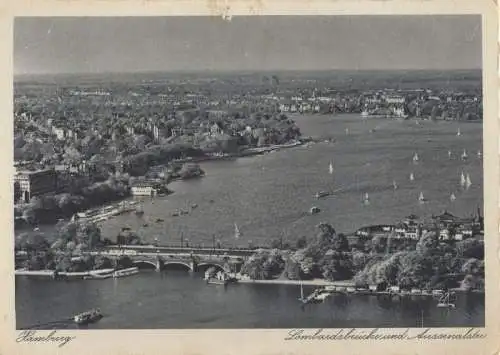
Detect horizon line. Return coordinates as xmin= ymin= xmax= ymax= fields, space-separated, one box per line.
xmin=14 ymin=67 xmax=482 ymax=77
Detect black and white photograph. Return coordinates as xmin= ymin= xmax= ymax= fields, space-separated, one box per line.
xmin=11 ymin=13 xmax=490 ymax=332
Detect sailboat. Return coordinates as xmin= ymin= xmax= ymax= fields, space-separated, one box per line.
xmin=410 ymin=173 xmax=415 ymax=182
xmin=418 ymin=192 xmax=426 ymax=203
xmin=450 ymin=193 xmax=457 ymax=202
xmin=465 ymin=174 xmax=472 ymax=189
xmin=234 ymin=223 xmax=241 ymax=239
xmin=298 ymin=282 xmax=307 ymax=303
xmin=363 ymin=193 xmax=370 ymax=205
xmin=412 ymin=153 xmax=419 ymax=163
xmin=448 ymin=150 xmax=452 ymax=159
xmin=461 ymin=149 xmax=468 ymax=160
xmin=437 ymin=291 xmax=456 ymax=308
xmin=457 ymin=128 xmax=461 ymax=136
xmin=329 ymin=161 xmax=334 ymax=175
xmin=460 ymin=171 xmax=466 ymax=187
xmin=393 ymin=180 xmax=398 ymax=190
xmin=345 ymin=128 xmax=349 ymax=135
xmin=477 ymin=150 xmax=482 ymax=158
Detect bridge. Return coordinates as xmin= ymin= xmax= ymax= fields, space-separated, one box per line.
xmin=89 ymin=244 xmax=260 ymax=272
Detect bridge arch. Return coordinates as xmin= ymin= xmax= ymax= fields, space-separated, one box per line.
xmin=133 ymin=260 xmax=157 ymax=269
xmin=163 ymin=261 xmax=193 ymax=272
xmin=197 ymin=263 xmax=225 ymax=273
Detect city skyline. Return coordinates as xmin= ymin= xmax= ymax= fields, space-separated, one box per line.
xmin=14 ymin=15 xmax=481 ymax=75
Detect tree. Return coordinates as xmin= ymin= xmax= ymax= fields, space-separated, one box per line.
xmin=270 ymin=238 xmax=281 ymax=249
xmin=296 ymin=236 xmax=307 ymax=249
xmin=416 ymin=231 xmax=439 ymax=255
xmin=93 ymin=255 xmax=113 ymax=270
xmin=116 ymin=256 xmax=133 ymax=269
xmin=332 ymin=233 xmax=349 ymax=252
xmin=456 ymin=239 xmax=484 ymax=259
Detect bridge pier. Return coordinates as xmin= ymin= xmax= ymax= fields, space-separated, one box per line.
xmin=155 ymin=257 xmax=163 ymax=272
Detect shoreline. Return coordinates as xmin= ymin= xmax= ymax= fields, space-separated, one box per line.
xmin=14 ymin=140 xmax=306 ymax=233
xmin=236 ymin=278 xmax=354 ymax=287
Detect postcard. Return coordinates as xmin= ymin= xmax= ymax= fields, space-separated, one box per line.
xmin=0 ymin=1 xmax=498 ymax=355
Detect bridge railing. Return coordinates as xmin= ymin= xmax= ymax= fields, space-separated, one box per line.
xmin=98 ymin=244 xmax=263 ymax=254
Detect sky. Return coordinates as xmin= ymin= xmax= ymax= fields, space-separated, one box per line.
xmin=14 ymin=16 xmax=482 ymax=75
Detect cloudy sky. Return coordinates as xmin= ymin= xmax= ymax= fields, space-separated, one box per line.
xmin=14 ymin=15 xmax=481 ymax=74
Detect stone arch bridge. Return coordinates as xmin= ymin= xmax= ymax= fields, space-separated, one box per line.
xmin=92 ymin=246 xmax=251 ymax=272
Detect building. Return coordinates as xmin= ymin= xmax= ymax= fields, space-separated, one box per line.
xmin=14 ymin=168 xmax=57 ymax=202
xmin=130 ymin=182 xmax=161 ymax=196
xmin=385 ymin=95 xmax=406 ymax=105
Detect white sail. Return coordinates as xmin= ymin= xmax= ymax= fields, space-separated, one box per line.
xmin=466 ymin=174 xmax=472 ymax=189
xmin=419 ymin=192 xmax=425 ymax=202
xmin=450 ymin=193 xmax=456 ymax=202
xmin=461 ymin=149 xmax=468 ymax=159
xmin=457 ymin=128 xmax=461 ymax=136
xmin=393 ymin=180 xmax=398 ymax=190
xmin=410 ymin=173 xmax=415 ymax=181
xmin=448 ymin=150 xmax=452 ymax=159
xmin=413 ymin=153 xmax=419 ymax=162
xmin=363 ymin=193 xmax=370 ymax=205
xmin=234 ymin=223 xmax=241 ymax=239
xmin=329 ymin=161 xmax=334 ymax=175
xmin=345 ymin=128 xmax=349 ymax=135
xmin=460 ymin=171 xmax=466 ymax=187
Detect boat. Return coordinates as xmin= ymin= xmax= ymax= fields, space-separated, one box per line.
xmin=460 ymin=171 xmax=466 ymax=187
xmin=156 ymin=218 xmax=164 ymax=222
xmin=314 ymin=191 xmax=330 ymax=199
xmin=437 ymin=291 xmax=456 ymax=308
xmin=393 ymin=180 xmax=398 ymax=190
xmin=448 ymin=150 xmax=452 ymax=159
xmin=329 ymin=161 xmax=334 ymax=175
xmin=418 ymin=192 xmax=426 ymax=203
xmin=362 ymin=193 xmax=370 ymax=205
xmin=83 ymin=272 xmax=113 ymax=280
xmin=457 ymin=128 xmax=461 ymax=136
xmin=450 ymin=193 xmax=457 ymax=202
xmin=409 ymin=173 xmax=415 ymax=181
xmin=461 ymin=149 xmax=468 ymax=160
xmin=180 ymin=209 xmax=189 ymax=215
xmin=412 ymin=153 xmax=419 ymax=163
xmin=465 ymin=174 xmax=472 ymax=189
xmin=477 ymin=150 xmax=482 ymax=158
xmin=309 ymin=206 xmax=321 ymax=215
xmin=206 ymin=278 xmax=228 ymax=285
xmin=73 ymin=308 xmax=103 ymax=325
xmin=206 ymin=270 xmax=229 ymax=285
xmin=33 ymin=227 xmax=40 ymax=232
xmin=298 ymin=285 xmax=329 ymax=304
xmin=113 ymin=267 xmax=139 ymax=278
xmin=345 ymin=128 xmax=349 ymax=135
xmin=191 ymin=203 xmax=198 ymax=209
xmin=142 ymin=223 xmax=149 ymax=227
xmin=172 ymin=211 xmax=180 ymax=217
xmin=234 ymin=223 xmax=241 ymax=239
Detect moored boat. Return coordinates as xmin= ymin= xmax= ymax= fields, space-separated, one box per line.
xmin=314 ymin=191 xmax=330 ymax=199
xmin=113 ymin=267 xmax=139 ymax=278
xmin=437 ymin=291 xmax=456 ymax=308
